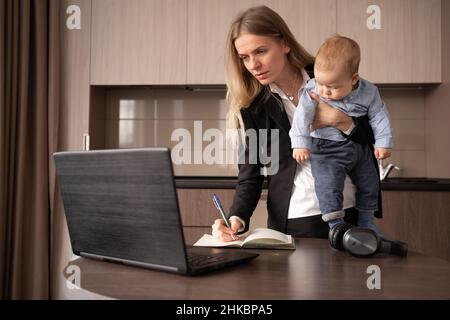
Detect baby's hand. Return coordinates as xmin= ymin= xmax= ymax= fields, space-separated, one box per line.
xmin=374 ymin=148 xmax=391 ymax=160
xmin=293 ymin=148 xmax=310 ymax=163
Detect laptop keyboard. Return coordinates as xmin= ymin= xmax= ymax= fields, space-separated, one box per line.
xmin=187 ymin=253 xmax=227 ymax=267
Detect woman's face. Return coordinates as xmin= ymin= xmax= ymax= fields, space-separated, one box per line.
xmin=234 ymin=33 xmax=290 ymax=85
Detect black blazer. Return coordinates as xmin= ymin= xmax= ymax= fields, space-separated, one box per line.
xmin=229 ymin=65 xmax=382 ymax=234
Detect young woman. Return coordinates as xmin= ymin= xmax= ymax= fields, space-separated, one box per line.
xmin=212 ymin=6 xmax=380 ymax=241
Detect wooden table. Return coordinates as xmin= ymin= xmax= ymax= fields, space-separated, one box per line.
xmin=65 ymin=237 xmax=450 ymax=300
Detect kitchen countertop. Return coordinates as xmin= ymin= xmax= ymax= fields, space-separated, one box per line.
xmin=175 ymin=176 xmax=450 ymax=191
xmin=379 ymin=177 xmax=450 ymax=191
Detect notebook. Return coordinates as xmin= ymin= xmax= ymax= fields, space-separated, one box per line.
xmin=194 ymin=228 xmax=296 ymax=250
xmin=54 ymin=148 xmax=258 ymax=275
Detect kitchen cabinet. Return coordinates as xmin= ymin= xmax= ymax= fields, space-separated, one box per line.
xmin=337 ymin=0 xmax=441 ymax=84
xmin=178 ymin=187 xmax=450 ymax=261
xmin=61 ymin=0 xmax=92 ymax=149
xmin=377 ymin=190 xmax=450 ymax=261
xmin=177 ymin=189 xmax=235 ymax=226
xmin=177 ymin=187 xmax=267 ymax=228
xmin=177 ymin=188 xmax=238 ymax=245
xmin=90 ymin=0 xmax=187 ymax=85
xmin=90 ymin=0 xmax=441 ymax=85
xmin=187 ymin=0 xmax=337 ymax=84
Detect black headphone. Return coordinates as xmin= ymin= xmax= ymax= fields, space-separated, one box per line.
xmin=328 ymin=223 xmax=408 ymax=257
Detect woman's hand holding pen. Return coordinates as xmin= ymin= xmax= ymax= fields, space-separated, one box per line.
xmin=212 ymin=219 xmax=242 ymax=242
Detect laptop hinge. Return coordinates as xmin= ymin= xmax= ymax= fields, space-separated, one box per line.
xmin=80 ymin=252 xmax=180 ymax=273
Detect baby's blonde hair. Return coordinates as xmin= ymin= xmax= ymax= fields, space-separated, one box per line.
xmin=315 ymin=35 xmax=360 ymax=76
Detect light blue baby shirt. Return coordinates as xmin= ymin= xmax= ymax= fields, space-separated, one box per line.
xmin=289 ymin=78 xmax=393 ymax=150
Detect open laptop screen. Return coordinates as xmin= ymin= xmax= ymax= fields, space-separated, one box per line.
xmin=54 ymin=148 xmax=189 ymax=273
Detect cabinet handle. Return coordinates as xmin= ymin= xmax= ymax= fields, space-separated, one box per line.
xmin=83 ymin=133 xmax=90 ymax=151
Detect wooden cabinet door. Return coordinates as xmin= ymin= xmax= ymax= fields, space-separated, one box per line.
xmin=91 ymin=0 xmax=187 ymax=85
xmin=61 ymin=0 xmax=91 ymax=149
xmin=378 ymin=191 xmax=450 ymax=261
xmin=177 ymin=188 xmax=268 ymax=245
xmin=187 ymin=0 xmax=336 ymax=84
xmin=337 ymin=0 xmax=441 ymax=84
xmin=263 ymin=0 xmax=337 ymax=58
xmin=177 ymin=189 xmax=236 ymax=226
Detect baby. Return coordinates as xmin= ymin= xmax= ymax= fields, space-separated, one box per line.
xmin=289 ymin=35 xmax=393 ymax=234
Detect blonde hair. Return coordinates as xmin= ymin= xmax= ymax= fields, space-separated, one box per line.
xmin=224 ymin=5 xmax=314 ymax=132
xmin=315 ymin=35 xmax=361 ymax=76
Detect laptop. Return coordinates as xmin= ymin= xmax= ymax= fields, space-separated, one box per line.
xmin=54 ymin=148 xmax=258 ymax=275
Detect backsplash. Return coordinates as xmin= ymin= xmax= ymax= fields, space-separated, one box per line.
xmin=380 ymin=89 xmax=426 ymax=178
xmin=103 ymin=87 xmax=426 ymax=177
xmin=104 ymin=88 xmax=238 ymax=176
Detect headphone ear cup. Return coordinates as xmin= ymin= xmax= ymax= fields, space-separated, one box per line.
xmin=329 ymin=223 xmax=354 ymax=251
xmin=342 ymin=227 xmax=379 ymax=257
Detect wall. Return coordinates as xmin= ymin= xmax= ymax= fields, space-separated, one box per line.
xmin=425 ymin=0 xmax=450 ymax=178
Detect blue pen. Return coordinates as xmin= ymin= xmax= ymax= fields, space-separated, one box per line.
xmin=212 ymin=194 xmax=237 ymax=240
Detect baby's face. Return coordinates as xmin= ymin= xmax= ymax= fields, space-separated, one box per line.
xmin=314 ymin=67 xmax=359 ymax=101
